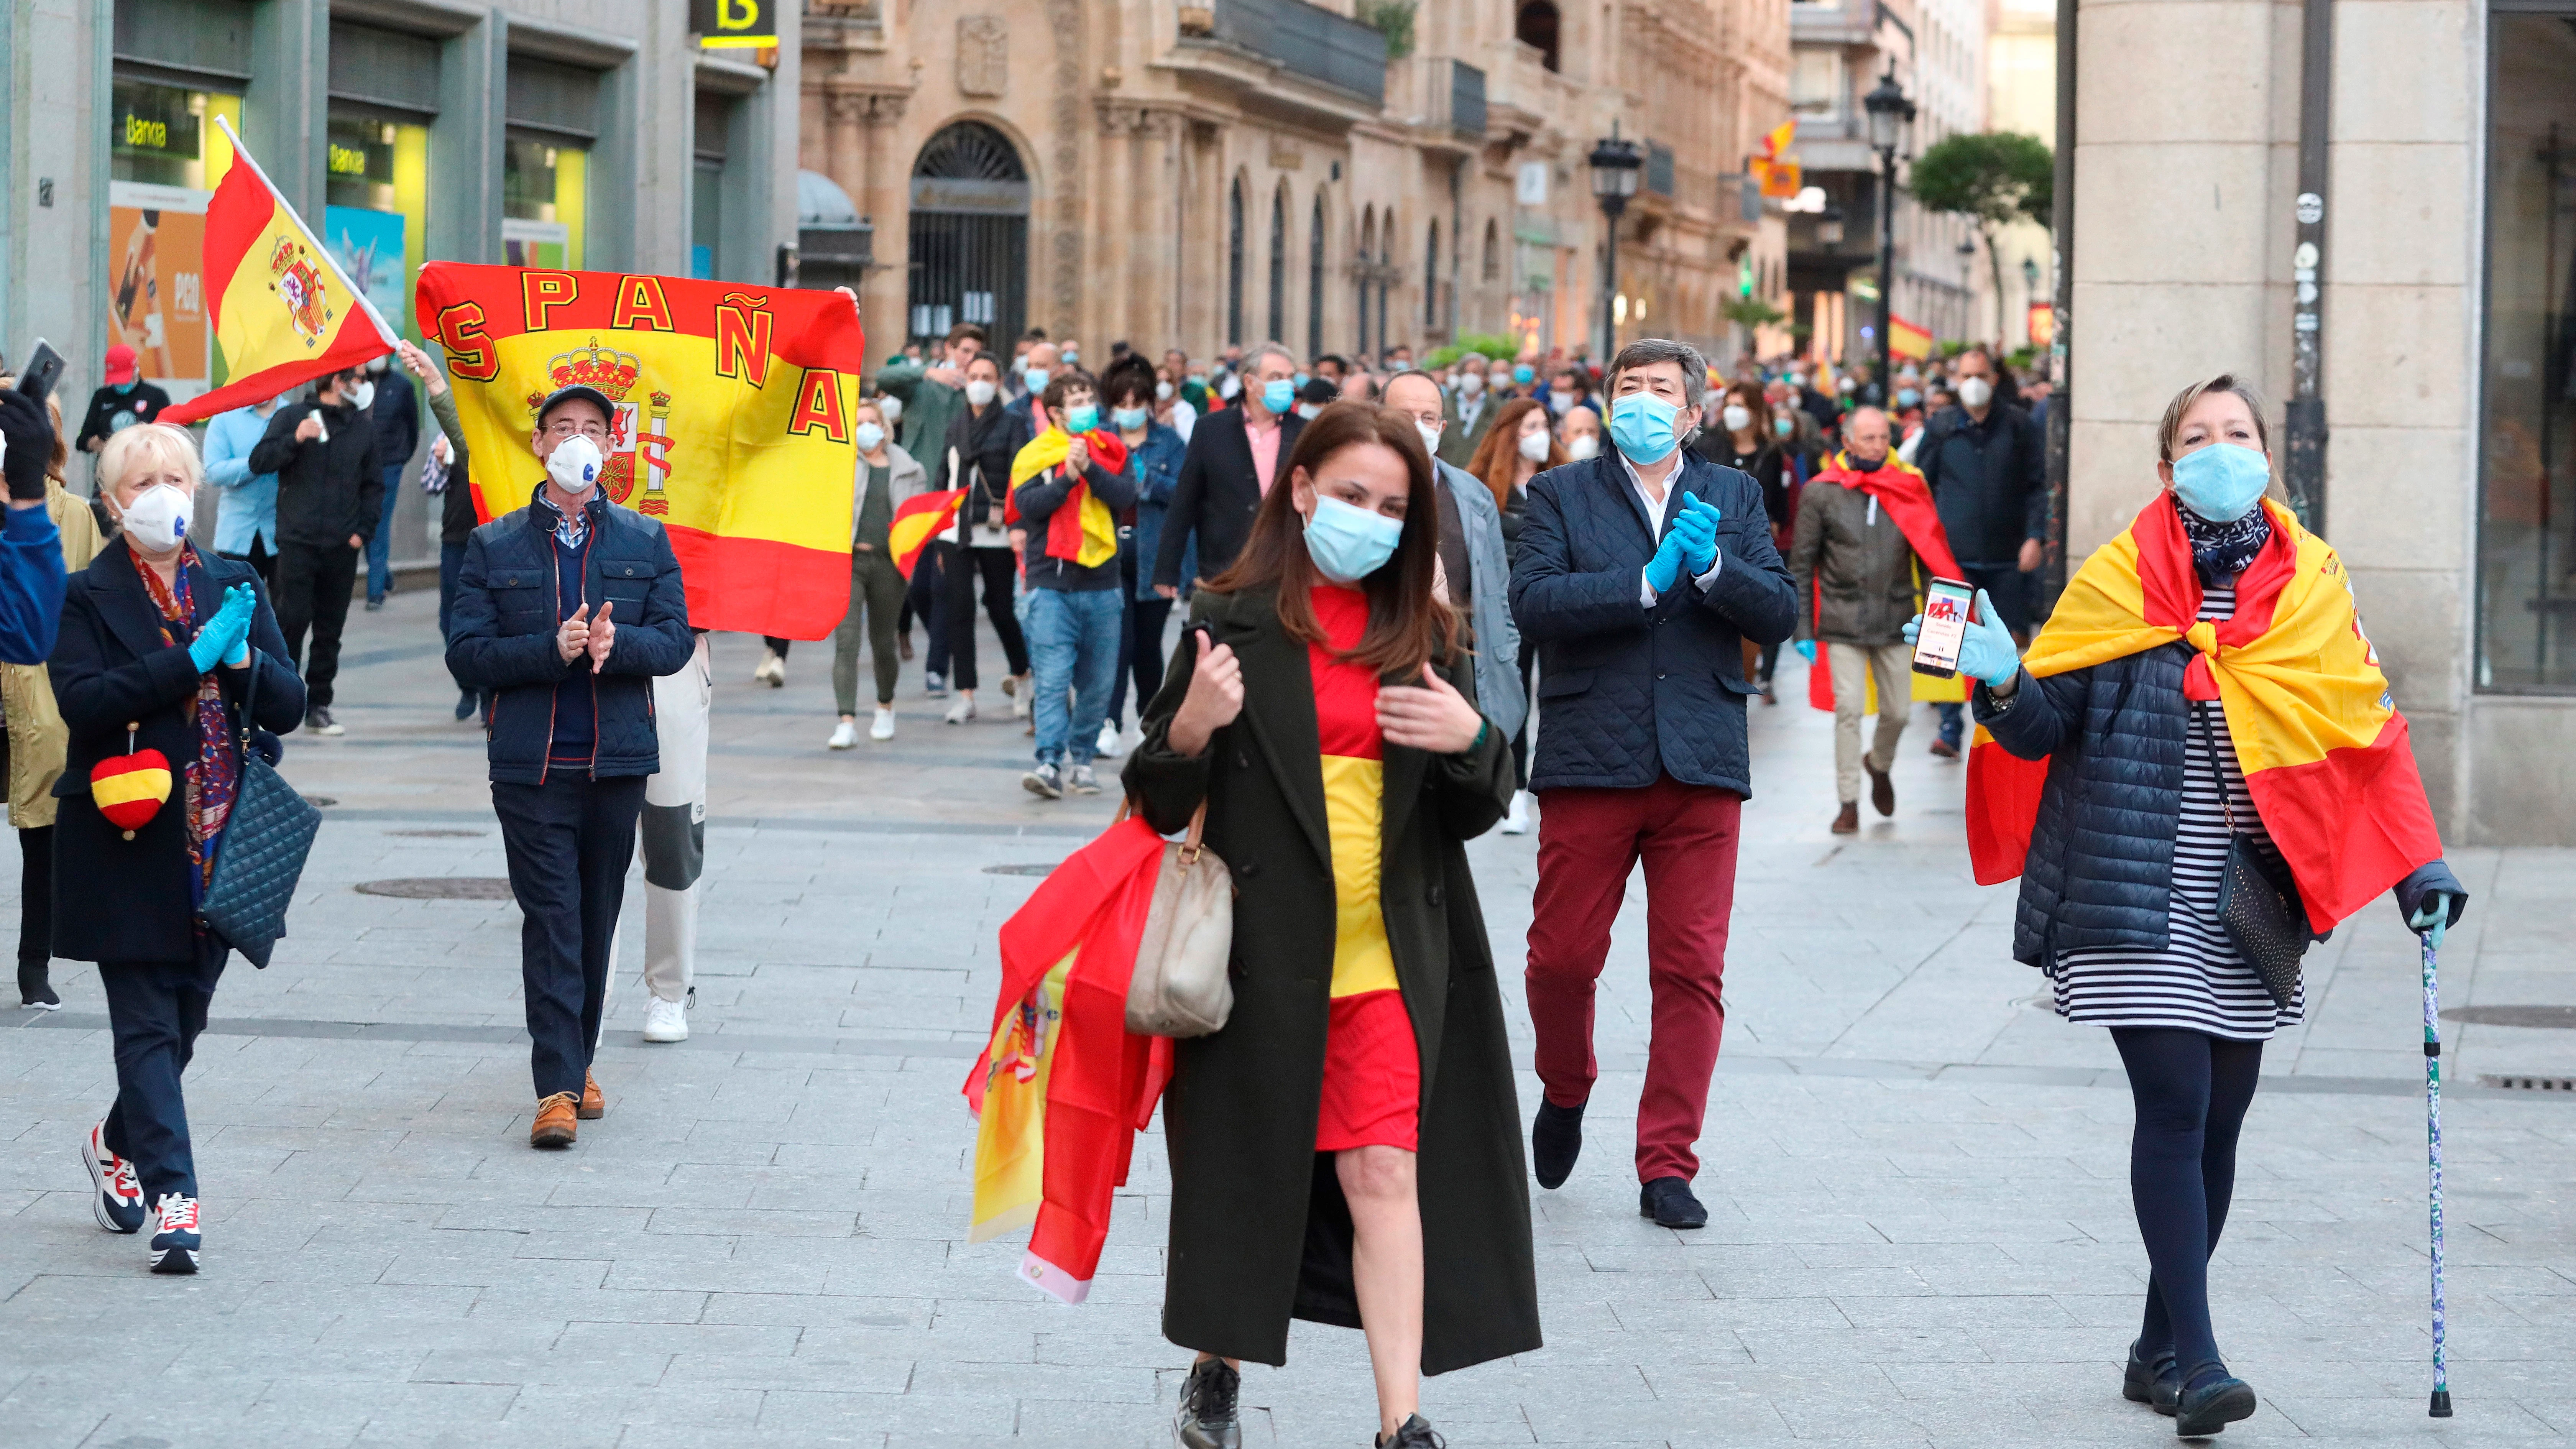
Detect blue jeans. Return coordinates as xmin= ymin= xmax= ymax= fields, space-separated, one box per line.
xmin=1936 ymin=562 xmax=2033 ymax=747
xmin=1025 ymin=587 xmax=1122 ymax=766
xmin=366 ymin=463 xmax=404 ymax=600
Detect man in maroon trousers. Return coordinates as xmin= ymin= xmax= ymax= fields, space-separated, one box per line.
xmin=1506 ymin=339 xmax=1799 ymax=1227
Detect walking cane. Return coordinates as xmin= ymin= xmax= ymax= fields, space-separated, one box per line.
xmin=2421 ymin=914 xmax=2453 ymax=1418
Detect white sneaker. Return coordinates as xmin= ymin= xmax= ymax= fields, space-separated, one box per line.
xmin=755 ymin=649 xmax=786 ymax=688
xmin=642 ymin=995 xmax=688 ymax=1043
xmin=1010 ymin=674 xmax=1033 ymax=718
xmin=870 ymin=706 xmax=897 ymax=741
xmin=1500 ymin=790 xmax=1533 ymax=835
xmin=1096 ymin=721 xmax=1123 ymax=758
xmin=827 ymin=720 xmax=859 ymax=750
xmin=944 ymin=695 xmax=976 ymax=725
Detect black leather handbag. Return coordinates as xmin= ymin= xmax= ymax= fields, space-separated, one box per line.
xmin=2197 ymin=710 xmax=2307 ymax=1011
xmin=200 ymin=649 xmax=321 ymax=968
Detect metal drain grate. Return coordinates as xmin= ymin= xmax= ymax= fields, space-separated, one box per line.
xmin=2478 ymin=1074 xmax=2576 ymax=1092
xmin=981 ymin=863 xmax=1056 ymax=877
xmin=387 ymin=829 xmax=488 ymax=839
xmin=355 ymin=877 xmax=516 ymax=900
xmin=2443 ymin=1005 xmax=2576 ymax=1030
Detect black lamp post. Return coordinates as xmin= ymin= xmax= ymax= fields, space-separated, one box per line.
xmin=1589 ymin=124 xmax=1643 ymax=363
xmin=1861 ymin=66 xmax=1914 ymax=396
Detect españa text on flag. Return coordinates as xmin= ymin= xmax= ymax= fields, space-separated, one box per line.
xmin=414 ymin=263 xmax=866 ymax=640
xmin=160 ymin=116 xmax=401 ymax=426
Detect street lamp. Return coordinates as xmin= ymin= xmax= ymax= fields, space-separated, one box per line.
xmin=2021 ymin=255 xmax=2042 ymax=343
xmin=1589 ymin=123 xmax=1643 ymax=362
xmin=1861 ymin=66 xmax=1914 ymax=399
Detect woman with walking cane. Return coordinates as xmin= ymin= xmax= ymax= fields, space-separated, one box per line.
xmin=1928 ymin=375 xmax=2465 ymax=1436
xmin=1124 ymin=401 xmax=1538 ymax=1449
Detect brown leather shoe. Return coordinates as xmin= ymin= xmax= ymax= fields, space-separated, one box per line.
xmin=1866 ymin=759 xmax=1896 ymax=817
xmin=579 ymin=1071 xmax=605 ymax=1120
xmin=531 ymin=1092 xmax=578 ymax=1148
xmin=1831 ymin=802 xmax=1860 ymax=834
xmin=1928 ymin=737 xmax=1960 ymax=759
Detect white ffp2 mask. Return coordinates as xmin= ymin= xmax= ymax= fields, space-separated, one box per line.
xmin=119 ymin=483 xmax=194 ymax=553
xmin=547 ymin=435 xmax=604 ymax=495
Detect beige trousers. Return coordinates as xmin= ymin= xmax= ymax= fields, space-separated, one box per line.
xmin=1829 ymin=641 xmax=1912 ymax=804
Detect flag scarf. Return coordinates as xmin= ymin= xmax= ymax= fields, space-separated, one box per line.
xmin=1007 ymin=428 xmax=1129 ymax=568
xmin=1803 ymin=451 xmax=1968 ymax=711
xmin=887 ymin=488 xmax=964 ymax=579
xmin=161 ymin=117 xmax=401 ymax=425
xmin=964 ymin=815 xmax=1172 ymax=1304
xmin=1966 ymin=495 xmax=2443 ymax=932
xmin=414 ymin=262 xmax=865 ymax=638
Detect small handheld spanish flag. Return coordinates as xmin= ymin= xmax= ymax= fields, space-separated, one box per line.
xmin=888 ymin=488 xmax=964 ymax=580
xmin=90 ymin=733 xmax=172 ymax=841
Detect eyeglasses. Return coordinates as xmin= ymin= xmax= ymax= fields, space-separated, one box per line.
xmin=543 ymin=419 xmax=609 ymax=440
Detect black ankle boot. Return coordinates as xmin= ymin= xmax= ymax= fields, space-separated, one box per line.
xmin=17 ymin=961 xmax=57 ymax=1010
xmin=2123 ymin=1340 xmax=2180 ymax=1414
xmin=1531 ymin=1098 xmax=1585 ymax=1189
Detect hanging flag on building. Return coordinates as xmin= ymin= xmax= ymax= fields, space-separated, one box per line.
xmin=1751 ymin=118 xmax=1802 ymax=198
xmin=414 ymin=261 xmax=867 ymax=639
xmin=160 ymin=116 xmax=402 ymax=426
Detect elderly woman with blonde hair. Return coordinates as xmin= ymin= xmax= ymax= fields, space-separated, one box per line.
xmin=51 ymin=421 xmax=304 ymax=1275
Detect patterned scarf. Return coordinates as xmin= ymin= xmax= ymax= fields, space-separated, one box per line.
xmin=2172 ymin=491 xmax=2272 ymax=586
xmin=129 ymin=549 xmax=240 ymax=905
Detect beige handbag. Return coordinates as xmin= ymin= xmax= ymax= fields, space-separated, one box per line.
xmin=1122 ymin=798 xmax=1235 ymax=1037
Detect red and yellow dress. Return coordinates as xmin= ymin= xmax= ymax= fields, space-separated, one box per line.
xmin=1308 ymin=583 xmax=1421 ymax=1154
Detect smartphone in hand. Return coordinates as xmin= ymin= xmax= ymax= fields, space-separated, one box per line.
xmin=15 ymin=339 xmax=63 ymax=405
xmin=1911 ymin=576 xmax=1975 ymax=679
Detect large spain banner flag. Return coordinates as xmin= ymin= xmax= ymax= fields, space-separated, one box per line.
xmin=1966 ymin=495 xmax=2444 ymax=932
xmin=414 ymin=262 xmax=865 ymax=639
xmin=162 ymin=117 xmax=402 ymax=425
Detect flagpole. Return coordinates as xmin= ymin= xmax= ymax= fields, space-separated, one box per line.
xmin=212 ymin=114 xmax=404 ymax=350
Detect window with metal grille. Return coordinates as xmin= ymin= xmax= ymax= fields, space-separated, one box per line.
xmin=1308 ymin=191 xmax=1327 ymax=361
xmin=1269 ymin=187 xmax=1288 ymax=344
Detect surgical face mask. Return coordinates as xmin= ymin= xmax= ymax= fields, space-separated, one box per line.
xmin=1721 ymin=404 xmax=1753 ymax=434
xmin=1516 ymin=429 xmax=1551 ymax=462
xmin=1157 ymin=380 xmax=1174 ymax=401
xmin=1488 ymin=373 xmax=1513 ymax=393
xmin=1549 ymin=389 xmax=1577 ymax=412
xmin=347 ymin=380 xmax=376 ymax=411
xmin=367 ymin=355 xmax=390 ymax=375
xmin=1302 ymin=493 xmax=1405 ymax=584
xmin=877 ymin=394 xmax=903 ymax=424
xmin=1295 ymin=402 xmax=1324 ymax=421
xmin=1456 ymin=372 xmax=1484 ymax=398
xmin=1063 ymin=404 xmax=1099 ymax=434
xmin=1022 ymin=366 xmax=1050 ymax=393
xmin=1062 ymin=350 xmax=1079 ymax=366
xmin=854 ymin=422 xmax=886 ymax=453
xmin=1565 ymin=432 xmax=1602 ymax=461
xmin=964 ymin=379 xmax=999 ymax=406
xmin=1787 ymin=372 xmax=1806 ymax=388
xmin=1112 ymin=405 xmax=1149 ymax=431
xmin=1413 ymin=420 xmax=1444 ymax=455
xmin=1186 ymin=373 xmax=1206 ymax=389
xmin=547 ymin=434 xmax=605 ymax=495
xmin=1513 ymin=365 xmax=1535 ymax=386
xmin=1896 ymin=388 xmax=1922 ymax=409
xmin=1845 ymin=444 xmax=1890 ymax=471
xmin=117 ymin=483 xmax=193 ymax=553
xmin=1260 ymin=378 xmax=1295 ymax=415
xmin=2168 ymin=442 xmax=2271 ymax=522
xmin=113 ymin=380 xmax=140 ymax=395
xmin=1839 ymin=375 xmax=1859 ymax=394
xmin=1608 ymin=392 xmax=1683 ymax=465
xmin=1958 ymin=376 xmax=1994 ymax=409
xmin=1293 ymin=372 xmax=1310 ymax=390
xmin=1773 ymin=414 xmax=1796 ymax=439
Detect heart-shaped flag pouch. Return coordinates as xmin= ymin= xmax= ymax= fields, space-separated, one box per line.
xmin=91 ymin=733 xmax=172 ymax=840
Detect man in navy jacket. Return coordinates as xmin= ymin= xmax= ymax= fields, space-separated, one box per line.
xmin=447 ymin=384 xmax=693 ymax=1149
xmin=1508 ymin=338 xmax=1797 ymax=1228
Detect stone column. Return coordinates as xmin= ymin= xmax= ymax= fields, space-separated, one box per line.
xmin=825 ymin=91 xmax=865 ymax=204
xmin=859 ymin=94 xmax=910 ymax=355
xmin=1094 ymin=103 xmax=1138 ymax=349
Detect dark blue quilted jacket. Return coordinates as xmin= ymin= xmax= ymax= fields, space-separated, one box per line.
xmin=1508 ymin=452 xmax=1797 ymax=795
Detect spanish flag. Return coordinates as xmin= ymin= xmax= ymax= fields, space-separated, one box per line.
xmin=160 ymin=117 xmax=402 ymax=426
xmin=1007 ymin=428 xmax=1129 ymax=568
xmin=888 ymin=488 xmax=964 ymax=579
xmin=1800 ymin=451 xmax=1968 ymax=711
xmin=1967 ymin=495 xmax=2444 ymax=932
xmin=414 ymin=262 xmax=866 ymax=639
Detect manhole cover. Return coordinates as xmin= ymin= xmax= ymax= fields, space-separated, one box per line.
xmin=981 ymin=863 xmax=1056 ymax=877
xmin=355 ymin=877 xmax=515 ymax=900
xmin=387 ymin=829 xmax=487 ymax=838
xmin=2442 ymin=1005 xmax=2576 ymax=1030
xmin=304 ymin=796 xmax=337 ymax=808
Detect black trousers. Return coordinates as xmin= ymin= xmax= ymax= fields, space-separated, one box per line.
xmin=2112 ymin=1027 xmax=2264 ymax=1386
xmin=945 ymin=543 xmax=1028 ymax=690
xmin=1107 ymin=543 xmax=1171 ymax=729
xmin=99 ymin=943 xmax=226 ymax=1201
xmin=493 ymin=774 xmax=647 ymax=1101
xmin=219 ymin=536 xmax=274 ymax=588
xmin=20 ymin=825 xmax=53 ymax=971
xmin=907 ymin=541 xmax=953 ymax=679
xmin=274 ymin=539 xmax=358 ymax=710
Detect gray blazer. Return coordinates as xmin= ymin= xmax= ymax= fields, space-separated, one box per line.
xmin=1437 ymin=458 xmax=1527 ymax=743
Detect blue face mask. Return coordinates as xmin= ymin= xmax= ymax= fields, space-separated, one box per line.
xmin=1111 ymin=405 xmax=1149 ymax=431
xmin=853 ymin=422 xmax=886 ymax=453
xmin=1023 ymin=366 xmax=1050 ymax=393
xmin=1260 ymin=378 xmax=1295 ymax=415
xmin=113 ymin=381 xmax=139 ymax=395
xmin=2169 ymin=442 xmax=2271 ymax=522
xmin=1513 ymin=365 xmax=1535 ymax=386
xmin=1303 ymin=494 xmax=1405 ymax=584
xmin=1063 ymin=404 xmax=1099 ymax=434
xmin=1773 ymin=414 xmax=1795 ymax=438
xmin=1896 ymin=388 xmax=1921 ymax=409
xmin=1293 ymin=372 xmax=1310 ymax=390
xmin=1608 ymin=392 xmax=1683 ymax=465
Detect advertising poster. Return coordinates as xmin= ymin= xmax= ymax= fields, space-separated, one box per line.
xmin=106 ymin=181 xmax=212 ymax=401
xmin=324 ymin=204 xmax=409 ymax=332
xmin=502 ymin=217 xmax=571 ymax=269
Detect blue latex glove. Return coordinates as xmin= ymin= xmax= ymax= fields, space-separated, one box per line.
xmin=1668 ymin=496 xmax=1723 ymax=576
xmin=1795 ymin=640 xmax=1816 ymax=663
xmin=187 ymin=584 xmax=256 ymax=674
xmin=1902 ymin=587 xmax=2020 ymax=688
xmin=1644 ymin=527 xmax=1687 ymax=595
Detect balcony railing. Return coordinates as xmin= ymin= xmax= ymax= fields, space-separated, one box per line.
xmin=1205 ymin=0 xmax=1389 ymax=108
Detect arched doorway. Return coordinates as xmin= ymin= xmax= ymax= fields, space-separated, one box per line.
xmin=907 ymin=121 xmax=1028 ymax=347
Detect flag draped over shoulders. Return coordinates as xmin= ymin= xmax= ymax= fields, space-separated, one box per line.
xmin=414 ymin=262 xmax=864 ymax=638
xmin=1803 ymin=450 xmax=1968 ymax=710
xmin=1007 ymin=428 xmax=1129 ymax=568
xmin=1966 ymin=495 xmax=2443 ymax=932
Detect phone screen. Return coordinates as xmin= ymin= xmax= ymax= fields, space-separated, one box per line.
xmin=16 ymin=340 xmax=63 ymax=406
xmin=1912 ymin=577 xmax=1975 ymax=678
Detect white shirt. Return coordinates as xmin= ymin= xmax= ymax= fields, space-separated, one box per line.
xmin=1618 ymin=448 xmax=1725 ymax=606
xmin=1166 ymin=396 xmax=1198 ymax=445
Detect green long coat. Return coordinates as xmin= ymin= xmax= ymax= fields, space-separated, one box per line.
xmin=1121 ymin=584 xmax=1541 ymax=1374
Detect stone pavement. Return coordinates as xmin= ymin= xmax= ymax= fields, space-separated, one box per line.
xmin=2 ymin=586 xmax=2571 ymax=1448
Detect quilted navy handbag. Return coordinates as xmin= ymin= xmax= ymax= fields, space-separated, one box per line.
xmin=200 ymin=648 xmax=321 ymax=968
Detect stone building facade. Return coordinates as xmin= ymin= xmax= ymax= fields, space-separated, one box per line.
xmin=801 ymin=0 xmax=1791 ymax=368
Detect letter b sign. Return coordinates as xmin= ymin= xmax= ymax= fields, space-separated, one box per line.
xmin=691 ymin=0 xmax=772 ymax=47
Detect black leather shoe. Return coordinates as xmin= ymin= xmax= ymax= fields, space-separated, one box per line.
xmin=1375 ymin=1414 xmax=1446 ymax=1448
xmin=1639 ymin=1176 xmax=1708 ymax=1229
xmin=2124 ymin=1341 xmax=2180 ymax=1415
xmin=1174 ymin=1357 xmax=1240 ymax=1449
xmin=2172 ymin=1374 xmax=2256 ymax=1437
xmin=1531 ymin=1098 xmax=1584 ymax=1189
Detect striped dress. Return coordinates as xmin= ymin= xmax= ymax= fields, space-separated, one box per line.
xmin=2047 ymin=586 xmax=2304 ymax=1040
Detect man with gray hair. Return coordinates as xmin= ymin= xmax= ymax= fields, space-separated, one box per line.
xmin=1508 ymin=337 xmax=1797 ymax=1229
xmin=1153 ymin=342 xmax=1303 ymax=594
xmin=1435 ymin=350 xmax=1495 ymax=468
